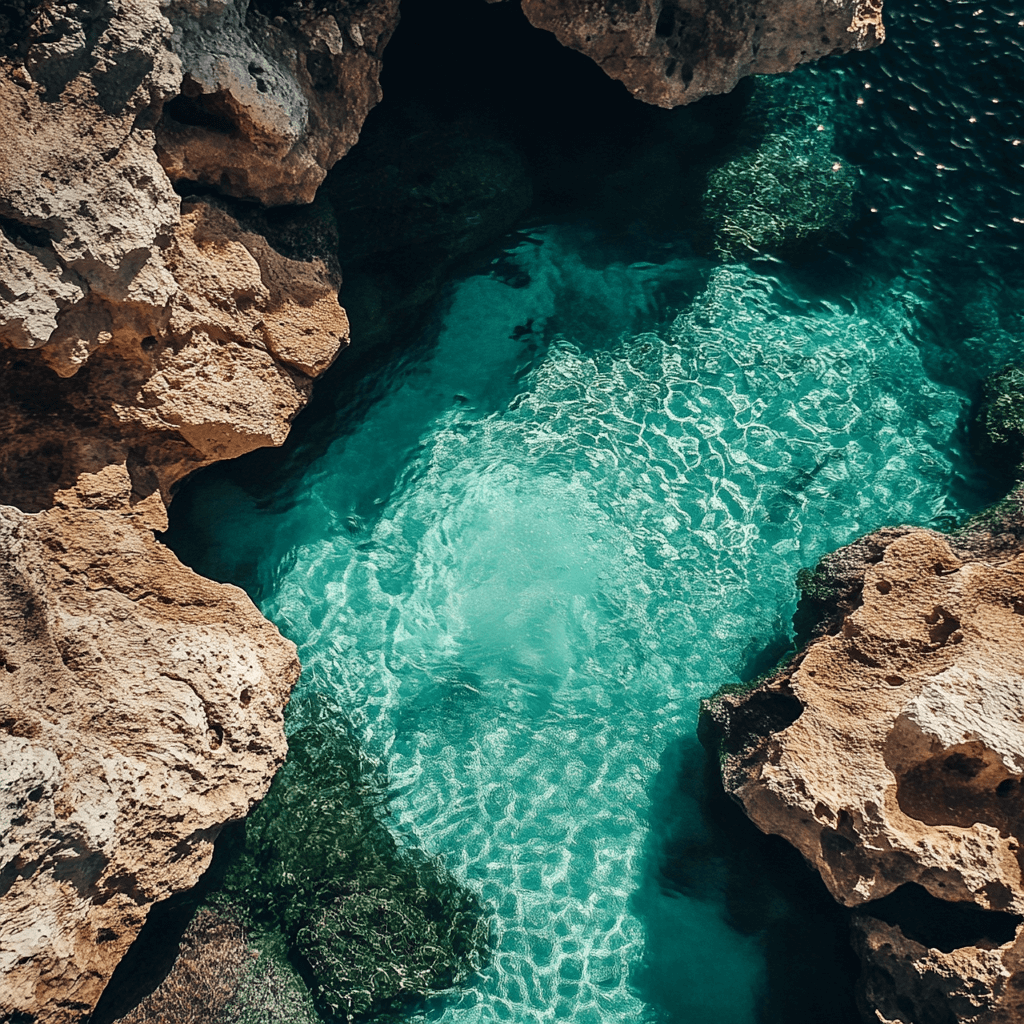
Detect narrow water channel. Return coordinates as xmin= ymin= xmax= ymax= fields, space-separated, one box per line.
xmin=166 ymin=1 xmax=1023 ymax=1021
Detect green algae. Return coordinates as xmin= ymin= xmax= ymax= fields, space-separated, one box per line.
xmin=702 ymin=77 xmax=856 ymax=260
xmin=213 ymin=696 xmax=490 ymax=1022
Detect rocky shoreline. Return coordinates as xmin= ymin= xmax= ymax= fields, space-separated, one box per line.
xmin=28 ymin=2 xmax=1024 ymax=1023
xmin=702 ymin=395 xmax=1024 ymax=1024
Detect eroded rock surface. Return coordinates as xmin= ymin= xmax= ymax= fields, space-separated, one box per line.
xmin=159 ymin=0 xmax=400 ymax=205
xmin=0 ymin=505 xmax=299 ymax=1024
xmin=520 ymin=0 xmax=884 ymax=107
xmin=0 ymin=198 xmax=349 ymax=531
xmin=0 ymin=0 xmax=373 ymax=377
xmin=702 ymin=497 xmax=1024 ymax=1023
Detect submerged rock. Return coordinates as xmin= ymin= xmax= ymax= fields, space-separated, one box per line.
xmin=518 ymin=0 xmax=884 ymax=108
xmin=972 ymin=364 xmax=1024 ymax=482
xmin=701 ymin=76 xmax=857 ymax=259
xmin=212 ymin=697 xmax=491 ymax=1021
xmin=701 ymin=493 xmax=1024 ymax=1024
xmin=0 ymin=505 xmax=298 ymax=1024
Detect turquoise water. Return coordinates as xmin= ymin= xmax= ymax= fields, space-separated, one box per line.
xmin=167 ymin=2 xmax=1024 ymax=1021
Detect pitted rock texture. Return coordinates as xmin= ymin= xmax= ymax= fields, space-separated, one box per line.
xmin=702 ymin=509 xmax=1024 ymax=1024
xmin=0 ymin=0 xmax=182 ymax=368
xmin=0 ymin=198 xmax=348 ymax=531
xmin=0 ymin=504 xmax=299 ymax=1024
xmin=852 ymin=914 xmax=1024 ymax=1024
xmin=0 ymin=0 xmax=369 ymax=376
xmin=158 ymin=0 xmax=400 ymax=206
xmin=520 ymin=0 xmax=884 ymax=107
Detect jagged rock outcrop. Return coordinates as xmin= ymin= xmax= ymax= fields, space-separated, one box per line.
xmin=702 ymin=496 xmax=1024 ymax=1023
xmin=0 ymin=504 xmax=299 ymax=1024
xmin=158 ymin=0 xmax=400 ymax=206
xmin=0 ymin=3 xmax=357 ymax=1019
xmin=519 ymin=0 xmax=884 ymax=107
xmin=0 ymin=0 xmax=387 ymax=377
xmin=1 ymin=198 xmax=349 ymax=531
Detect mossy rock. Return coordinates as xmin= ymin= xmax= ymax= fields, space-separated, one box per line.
xmin=216 ymin=695 xmax=490 ymax=1022
xmin=971 ymin=363 xmax=1024 ymax=480
xmin=702 ymin=77 xmax=856 ymax=261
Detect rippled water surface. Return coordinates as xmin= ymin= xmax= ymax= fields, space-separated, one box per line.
xmin=168 ymin=1 xmax=1023 ymax=1021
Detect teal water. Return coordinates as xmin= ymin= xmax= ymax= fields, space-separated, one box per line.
xmin=168 ymin=2 xmax=1023 ymax=1021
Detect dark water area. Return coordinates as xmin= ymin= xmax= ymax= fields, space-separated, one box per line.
xmin=163 ymin=2 xmax=1023 ymax=1022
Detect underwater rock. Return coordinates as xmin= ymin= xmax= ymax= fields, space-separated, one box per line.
xmin=0 ymin=504 xmax=298 ymax=1024
xmin=972 ymin=364 xmax=1024 ymax=483
xmin=701 ymin=496 xmax=1024 ymax=1023
xmin=700 ymin=76 xmax=857 ymax=259
xmin=519 ymin=0 xmax=884 ymax=108
xmin=158 ymin=0 xmax=400 ymax=206
xmin=0 ymin=198 xmax=348 ymax=531
xmin=325 ymin=109 xmax=533 ymax=351
xmin=211 ymin=698 xmax=490 ymax=1021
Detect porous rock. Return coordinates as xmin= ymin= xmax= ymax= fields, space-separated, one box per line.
xmin=520 ymin=0 xmax=884 ymax=108
xmin=0 ymin=0 xmax=182 ymax=367
xmin=0 ymin=0 xmax=371 ymax=376
xmin=0 ymin=504 xmax=299 ymax=1024
xmin=158 ymin=0 xmax=400 ymax=206
xmin=702 ymin=502 xmax=1024 ymax=1023
xmin=0 ymin=198 xmax=349 ymax=532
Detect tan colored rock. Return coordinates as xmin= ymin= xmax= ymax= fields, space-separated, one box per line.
xmin=702 ymin=511 xmax=1024 ymax=1023
xmin=520 ymin=0 xmax=884 ymax=107
xmin=852 ymin=915 xmax=1024 ymax=1024
xmin=0 ymin=0 xmax=182 ymax=364
xmin=0 ymin=504 xmax=299 ymax=1024
xmin=0 ymin=198 xmax=348 ymax=531
xmin=157 ymin=0 xmax=400 ymax=205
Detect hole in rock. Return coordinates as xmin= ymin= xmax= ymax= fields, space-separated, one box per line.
xmin=925 ymin=606 xmax=961 ymax=646
xmin=207 ymin=723 xmax=224 ymax=750
xmin=164 ymin=92 xmax=237 ymax=134
xmin=875 ymin=579 xmax=891 ymax=594
xmin=0 ymin=213 xmax=50 ymax=249
xmin=860 ymin=882 xmax=1021 ymax=953
xmin=716 ymin=688 xmax=804 ymax=758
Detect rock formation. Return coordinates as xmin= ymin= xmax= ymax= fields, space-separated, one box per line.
xmin=519 ymin=0 xmax=884 ymax=107
xmin=702 ymin=494 xmax=1024 ymax=1023
xmin=158 ymin=0 xmax=399 ymax=206
xmin=0 ymin=504 xmax=299 ymax=1024
xmin=0 ymin=0 xmax=890 ymax=1019
xmin=0 ymin=1 xmax=362 ymax=1019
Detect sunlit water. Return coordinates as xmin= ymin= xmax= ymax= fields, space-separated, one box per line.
xmin=168 ymin=1 xmax=1023 ymax=1021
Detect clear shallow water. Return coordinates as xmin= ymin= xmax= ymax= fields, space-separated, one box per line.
xmin=167 ymin=2 xmax=1023 ymax=1021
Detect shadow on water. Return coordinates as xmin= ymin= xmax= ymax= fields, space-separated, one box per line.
xmin=632 ymin=735 xmax=860 ymax=1024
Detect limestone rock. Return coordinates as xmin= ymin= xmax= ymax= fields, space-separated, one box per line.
xmin=520 ymin=0 xmax=884 ymax=107
xmin=0 ymin=0 xmax=182 ymax=364
xmin=0 ymin=504 xmax=300 ymax=1024
xmin=0 ymin=198 xmax=348 ymax=531
xmin=702 ymin=506 xmax=1024 ymax=1023
xmin=0 ymin=0 xmax=369 ymax=376
xmin=157 ymin=0 xmax=400 ymax=206
xmin=852 ymin=914 xmax=1024 ymax=1024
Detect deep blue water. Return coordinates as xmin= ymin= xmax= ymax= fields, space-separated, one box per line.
xmin=167 ymin=2 xmax=1023 ymax=1021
